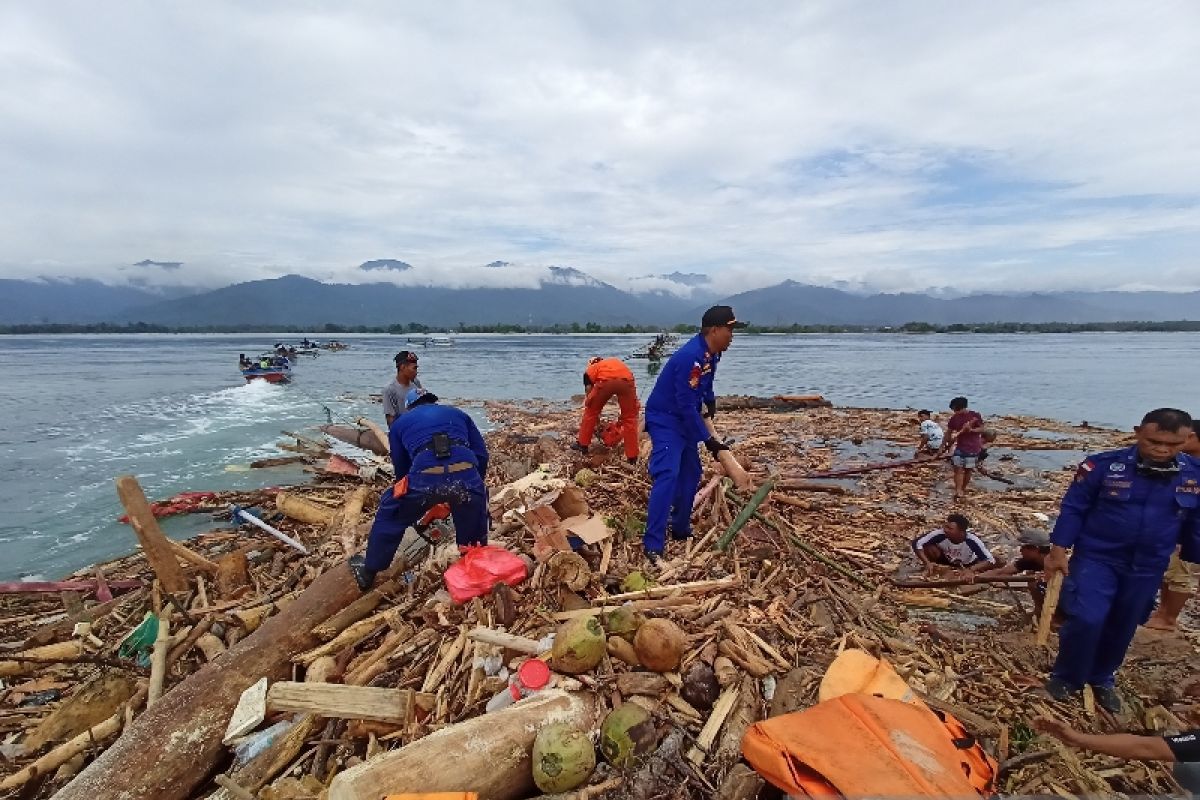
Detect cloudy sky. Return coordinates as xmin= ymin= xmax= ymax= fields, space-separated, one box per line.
xmin=2 ymin=1 xmax=1198 ymax=295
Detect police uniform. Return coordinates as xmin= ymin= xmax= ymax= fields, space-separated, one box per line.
xmin=642 ymin=333 xmax=719 ymax=554
xmin=364 ymin=400 xmax=490 ymax=574
xmin=1049 ymin=447 xmax=1200 ymax=691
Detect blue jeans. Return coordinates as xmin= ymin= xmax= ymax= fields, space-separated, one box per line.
xmin=644 ymin=419 xmax=702 ymax=554
xmin=365 ymin=471 xmax=488 ymax=572
xmin=1050 ymin=557 xmax=1160 ymax=689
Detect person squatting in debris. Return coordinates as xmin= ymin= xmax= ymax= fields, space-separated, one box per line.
xmin=945 ymin=396 xmax=986 ymax=501
xmin=573 ymin=356 xmax=640 ymax=463
xmin=915 ymin=409 xmax=944 ymax=458
xmin=977 ymin=528 xmax=1053 ymax=617
xmin=642 ymin=305 xmax=746 ymax=565
xmin=350 ymin=387 xmax=489 ymax=591
xmin=1033 ymin=718 xmax=1200 ymax=796
xmin=383 ymin=350 xmax=423 ymax=427
xmin=910 ymin=513 xmax=998 ymax=577
xmin=1144 ymin=417 xmax=1200 ymax=632
xmin=1043 ymin=407 xmax=1200 ymax=712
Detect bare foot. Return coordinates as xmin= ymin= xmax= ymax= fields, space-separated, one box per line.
xmin=1142 ymin=616 xmax=1177 ymax=632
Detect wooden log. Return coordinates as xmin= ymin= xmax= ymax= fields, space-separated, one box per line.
xmin=327 ymin=486 xmax=372 ymax=558
xmin=0 ymin=641 xmax=83 ymax=679
xmin=166 ymin=614 xmax=214 ymax=667
xmin=319 ymin=424 xmax=388 ymax=457
xmin=23 ymin=596 xmax=124 ymax=649
xmin=266 ymin=682 xmax=433 ymax=723
xmin=276 ymin=492 xmax=336 ymax=525
xmin=53 ymin=560 xmax=366 ymax=800
xmin=20 ymin=670 xmax=138 ymax=753
xmin=312 ymin=579 xmax=395 ymax=641
xmin=165 ymin=539 xmax=219 ymax=573
xmin=147 ymin=614 xmax=171 ymax=706
xmin=0 ymin=579 xmax=143 ymax=595
xmin=1037 ymin=572 xmax=1064 ymax=646
xmin=214 ymin=550 xmax=250 ymax=599
xmin=777 ymin=481 xmax=847 ymax=495
xmin=704 ymin=418 xmax=753 ymax=490
xmin=115 ymin=475 xmax=189 ymax=593
xmin=892 ymin=575 xmax=1040 ymax=589
xmin=195 ymin=633 xmax=227 ymax=662
xmin=356 ymin=417 xmax=391 ymax=454
xmin=222 ymin=714 xmax=324 ymax=796
xmin=328 ymin=690 xmax=603 ymax=800
xmin=801 ymin=455 xmax=946 ymax=480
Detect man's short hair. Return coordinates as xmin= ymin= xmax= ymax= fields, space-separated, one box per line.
xmin=394 ymin=350 xmax=418 ymax=366
xmin=918 ymin=409 xmax=931 ymax=417
xmin=1140 ymin=408 xmax=1192 ymax=432
xmin=949 ymin=397 xmax=968 ymax=411
xmin=946 ymin=513 xmax=971 ymax=532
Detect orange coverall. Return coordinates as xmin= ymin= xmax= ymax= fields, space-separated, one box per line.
xmin=578 ymin=358 xmax=640 ymax=460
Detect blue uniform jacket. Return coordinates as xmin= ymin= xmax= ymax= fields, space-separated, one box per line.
xmin=1051 ymin=446 xmax=1200 ymax=574
xmin=387 ymin=404 xmax=489 ymax=479
xmin=644 ymin=334 xmax=719 ymax=444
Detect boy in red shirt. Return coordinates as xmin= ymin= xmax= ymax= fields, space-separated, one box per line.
xmin=945 ymin=396 xmax=985 ymax=501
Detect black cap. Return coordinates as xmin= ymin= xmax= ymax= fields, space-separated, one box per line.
xmin=701 ymin=305 xmax=747 ymax=329
xmin=394 ymin=350 xmax=418 ymax=366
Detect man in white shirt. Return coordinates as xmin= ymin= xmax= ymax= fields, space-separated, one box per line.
xmin=911 ymin=513 xmax=997 ymax=576
xmin=916 ymin=409 xmax=944 ymax=457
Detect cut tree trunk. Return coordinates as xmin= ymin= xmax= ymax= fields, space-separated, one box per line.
xmin=53 ymin=563 xmax=364 ymax=800
xmin=328 ymin=690 xmax=602 ymax=800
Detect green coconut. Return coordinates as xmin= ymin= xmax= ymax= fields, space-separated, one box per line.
xmin=532 ymin=723 xmax=596 ymax=793
xmin=620 ymin=570 xmax=654 ymax=593
xmin=599 ymin=703 xmax=658 ymax=768
xmin=551 ymin=615 xmax=606 ymax=674
xmin=604 ymin=604 xmax=646 ymax=641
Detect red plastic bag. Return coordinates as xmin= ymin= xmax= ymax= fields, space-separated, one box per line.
xmin=599 ymin=421 xmax=623 ymax=447
xmin=443 ymin=545 xmax=528 ymax=604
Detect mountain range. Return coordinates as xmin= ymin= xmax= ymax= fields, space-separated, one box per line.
xmin=2 ymin=269 xmax=1199 ymax=328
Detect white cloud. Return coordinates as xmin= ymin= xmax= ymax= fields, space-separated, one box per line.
xmin=0 ymin=1 xmax=1197 ymax=293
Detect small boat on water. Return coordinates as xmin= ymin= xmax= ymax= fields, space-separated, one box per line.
xmin=241 ymin=365 xmax=292 ymax=384
xmin=406 ymin=335 xmax=455 ymax=347
xmin=629 ymin=332 xmax=679 ymax=361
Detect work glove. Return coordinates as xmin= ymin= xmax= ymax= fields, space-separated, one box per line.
xmin=703 ymin=399 xmax=717 ymax=419
xmin=703 ymin=437 xmax=730 ymax=461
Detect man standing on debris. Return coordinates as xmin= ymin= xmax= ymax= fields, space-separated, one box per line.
xmin=642 ymin=305 xmax=747 ymax=565
xmin=573 ymin=356 xmax=640 ymax=463
xmin=945 ymin=396 xmax=985 ymax=501
xmin=350 ymin=387 xmax=489 ymax=590
xmin=1145 ymin=419 xmax=1200 ymax=632
xmin=383 ymin=350 xmax=423 ymax=427
xmin=1043 ymin=408 xmax=1200 ymax=711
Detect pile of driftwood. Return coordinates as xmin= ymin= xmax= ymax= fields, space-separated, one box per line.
xmin=1 ymin=398 xmax=1196 ymax=800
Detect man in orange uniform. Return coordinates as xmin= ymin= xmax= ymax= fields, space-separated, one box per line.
xmin=574 ymin=357 xmax=640 ymax=463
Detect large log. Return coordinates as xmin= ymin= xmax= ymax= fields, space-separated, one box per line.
xmin=328 ymin=690 xmax=603 ymax=800
xmin=53 ymin=564 xmax=363 ymax=800
xmin=319 ymin=424 xmax=388 ymax=456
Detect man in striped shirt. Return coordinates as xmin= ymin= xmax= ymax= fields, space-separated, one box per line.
xmin=911 ymin=513 xmax=997 ymax=576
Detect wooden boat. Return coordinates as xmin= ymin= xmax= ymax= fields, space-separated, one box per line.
xmin=242 ymin=365 xmax=292 ymax=384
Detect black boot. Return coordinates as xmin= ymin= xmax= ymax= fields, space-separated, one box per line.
xmin=348 ymin=554 xmax=376 ymax=592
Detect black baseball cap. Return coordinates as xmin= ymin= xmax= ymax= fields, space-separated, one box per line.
xmin=701 ymin=305 xmax=748 ymax=329
xmin=394 ymin=350 xmax=419 ymax=366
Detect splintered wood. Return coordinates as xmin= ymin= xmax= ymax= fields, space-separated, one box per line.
xmin=0 ymin=400 xmax=1190 ymax=800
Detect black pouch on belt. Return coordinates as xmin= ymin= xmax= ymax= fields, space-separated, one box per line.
xmin=431 ymin=432 xmax=452 ymax=459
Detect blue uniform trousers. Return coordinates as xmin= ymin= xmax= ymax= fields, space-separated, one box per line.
xmin=1050 ymin=557 xmax=1161 ymax=689
xmin=364 ymin=472 xmax=488 ymax=572
xmin=644 ymin=419 xmax=702 ymax=554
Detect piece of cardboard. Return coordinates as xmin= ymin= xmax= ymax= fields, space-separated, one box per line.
xmin=562 ymin=514 xmax=614 ymax=545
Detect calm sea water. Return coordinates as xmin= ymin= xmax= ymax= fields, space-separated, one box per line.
xmin=1 ymin=331 xmax=1198 ymax=580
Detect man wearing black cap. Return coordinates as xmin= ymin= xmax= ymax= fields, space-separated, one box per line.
xmin=641 ymin=305 xmax=747 ymax=565
xmin=383 ymin=351 xmax=423 ymax=427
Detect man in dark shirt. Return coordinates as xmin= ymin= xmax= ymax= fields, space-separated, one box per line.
xmin=945 ymin=396 xmax=985 ymax=501
xmin=978 ymin=528 xmax=1051 ymax=616
xmin=1034 ymin=718 xmax=1199 ymax=795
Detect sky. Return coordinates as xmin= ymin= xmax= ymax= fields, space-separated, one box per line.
xmin=1 ymin=1 xmax=1198 ymax=296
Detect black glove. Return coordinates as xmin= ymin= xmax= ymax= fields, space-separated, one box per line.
xmin=703 ymin=437 xmax=730 ymax=460
xmin=703 ymin=399 xmax=717 ymax=419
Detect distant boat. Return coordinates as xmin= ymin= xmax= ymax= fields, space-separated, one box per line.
xmin=428 ymin=335 xmax=453 ymax=347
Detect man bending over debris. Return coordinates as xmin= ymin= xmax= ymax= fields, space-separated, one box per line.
xmin=1043 ymin=407 xmax=1200 ymax=712
xmin=911 ymin=513 xmax=997 ymax=577
xmin=977 ymin=528 xmax=1052 ymax=617
xmin=350 ymin=387 xmax=490 ymax=591
xmin=574 ymin=356 xmax=640 ymax=463
xmin=1033 ymin=718 xmax=1199 ymax=796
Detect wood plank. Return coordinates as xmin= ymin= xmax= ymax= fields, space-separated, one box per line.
xmin=266 ymin=682 xmax=430 ymax=724
xmin=599 ymin=577 xmax=739 ymax=603
xmin=115 ymin=475 xmax=188 ymax=593
xmin=686 ymin=685 xmax=740 ymax=764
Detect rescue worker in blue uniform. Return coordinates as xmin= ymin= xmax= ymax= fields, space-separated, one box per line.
xmin=642 ymin=306 xmax=747 ymax=564
xmin=349 ymin=387 xmax=489 ymax=590
xmin=1044 ymin=408 xmax=1200 ymax=711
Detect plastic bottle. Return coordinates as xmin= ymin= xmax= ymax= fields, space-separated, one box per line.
xmin=484 ymin=658 xmax=552 ymax=713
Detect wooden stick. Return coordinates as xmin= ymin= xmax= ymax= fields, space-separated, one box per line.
xmin=801 ymin=455 xmax=948 ymax=479
xmin=115 ymin=476 xmax=189 ymax=593
xmin=892 ymin=575 xmax=1042 ymax=589
xmin=213 ymin=775 xmax=256 ymax=800
xmin=686 ymin=685 xmax=740 ymax=764
xmin=165 ymin=539 xmax=218 ymax=573
xmin=598 ymin=577 xmax=739 ymax=603
xmin=147 ymin=614 xmax=171 ymax=706
xmin=467 ymin=626 xmax=546 ymax=655
xmin=704 ymin=418 xmax=752 ymax=490
xmin=1037 ymin=572 xmax=1064 ymax=646
xmin=0 ymin=579 xmax=143 ymax=594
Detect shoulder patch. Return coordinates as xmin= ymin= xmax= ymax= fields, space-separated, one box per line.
xmin=1074 ymin=460 xmax=1095 ymax=483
